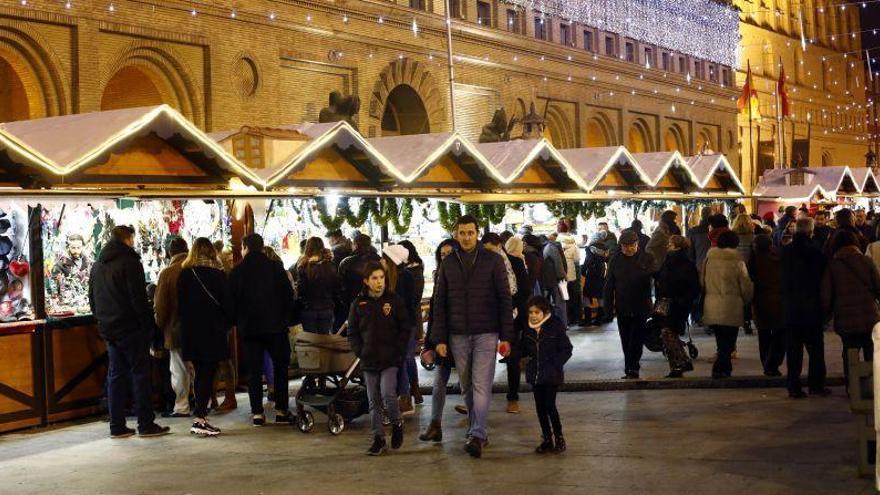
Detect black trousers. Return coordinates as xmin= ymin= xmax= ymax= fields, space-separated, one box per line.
xmin=711 ymin=325 xmax=739 ymax=376
xmin=840 ymin=333 xmax=874 ymax=387
xmin=757 ymin=325 xmax=786 ymax=373
xmin=153 ymin=351 xmax=175 ymax=413
xmin=506 ymin=325 xmax=522 ymax=402
xmin=243 ymin=332 xmax=291 ymax=415
xmin=533 ymin=384 xmax=562 ymax=438
xmin=617 ymin=316 xmax=646 ymax=374
xmin=785 ymin=327 xmax=826 ymax=393
xmin=193 ymin=361 xmax=218 ymax=419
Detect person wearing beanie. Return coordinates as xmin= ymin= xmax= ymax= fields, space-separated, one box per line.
xmin=603 ymin=229 xmax=655 ymax=379
xmin=381 ymin=244 xmax=419 ymax=418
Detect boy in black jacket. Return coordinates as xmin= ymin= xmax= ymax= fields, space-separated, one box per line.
xmin=348 ymin=261 xmax=410 ymax=455
xmin=523 ymin=295 xmax=573 ymax=454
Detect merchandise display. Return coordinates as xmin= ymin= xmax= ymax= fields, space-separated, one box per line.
xmin=0 ymin=200 xmax=35 ymax=323
xmin=42 ymin=199 xmax=228 ymax=317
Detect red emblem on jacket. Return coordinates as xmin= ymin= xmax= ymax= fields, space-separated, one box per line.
xmin=382 ymin=303 xmax=392 ymax=316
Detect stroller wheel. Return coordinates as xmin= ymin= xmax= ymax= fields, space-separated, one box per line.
xmin=687 ymin=342 xmax=699 ymax=360
xmin=297 ymin=410 xmax=314 ymax=433
xmin=328 ymin=413 xmax=345 ymax=435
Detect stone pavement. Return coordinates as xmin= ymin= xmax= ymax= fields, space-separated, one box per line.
xmin=414 ymin=322 xmax=847 ymax=392
xmin=0 ymin=387 xmax=872 ymax=495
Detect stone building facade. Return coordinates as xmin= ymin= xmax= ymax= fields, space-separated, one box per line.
xmin=1 ymin=1 xmax=741 ymax=179
xmin=734 ymin=0 xmax=870 ymax=187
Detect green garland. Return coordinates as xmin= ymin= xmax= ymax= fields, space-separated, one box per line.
xmin=437 ymin=201 xmax=463 ymax=232
xmin=545 ymin=201 xmax=607 ymax=221
xmin=315 ymin=197 xmax=345 ymax=231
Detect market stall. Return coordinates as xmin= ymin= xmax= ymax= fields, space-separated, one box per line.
xmin=0 ymin=105 xmax=254 ymax=427
xmin=475 ymin=138 xmax=587 ymax=192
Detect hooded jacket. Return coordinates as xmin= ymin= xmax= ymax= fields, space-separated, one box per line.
xmin=89 ymin=240 xmax=158 ymax=342
xmin=542 ymin=239 xmax=567 ymax=289
xmin=178 ymin=257 xmax=232 ymax=362
xmin=431 ymin=245 xmax=515 ymax=345
xmin=347 ymin=289 xmax=410 ymax=371
xmin=558 ymin=233 xmax=581 ymax=282
xmin=701 ymin=247 xmax=753 ymax=327
xmin=821 ymin=245 xmax=880 ymax=335
xmin=523 ymin=315 xmax=573 ymax=386
xmin=581 ymin=242 xmax=608 ymax=299
xmin=229 ymin=251 xmax=295 ymax=337
xmin=687 ymin=219 xmax=711 ymax=272
xmin=154 ymin=252 xmax=186 ymax=349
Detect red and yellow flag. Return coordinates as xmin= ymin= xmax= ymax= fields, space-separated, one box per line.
xmin=737 ymin=61 xmax=760 ymax=120
xmin=777 ymin=59 xmax=790 ymax=118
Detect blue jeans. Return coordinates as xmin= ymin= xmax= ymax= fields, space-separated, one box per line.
xmin=397 ymin=330 xmax=418 ymax=396
xmin=449 ymin=333 xmax=498 ymax=441
xmin=431 ymin=364 xmax=452 ymax=423
xmin=301 ymin=309 xmax=334 ymax=334
xmin=107 ymin=332 xmax=155 ymax=433
xmin=364 ymin=367 xmax=400 ymax=437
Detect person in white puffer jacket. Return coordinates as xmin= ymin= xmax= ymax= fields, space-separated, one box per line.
xmin=557 ymin=222 xmax=582 ymax=327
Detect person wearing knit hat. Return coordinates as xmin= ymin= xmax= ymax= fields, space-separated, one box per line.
xmin=381 ymin=244 xmax=419 ymax=417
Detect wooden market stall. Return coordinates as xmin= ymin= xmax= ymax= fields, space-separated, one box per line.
xmin=474 ymin=139 xmax=588 ymax=192
xmin=0 ymin=105 xmax=259 ymax=430
xmin=558 ymin=146 xmax=651 ymax=194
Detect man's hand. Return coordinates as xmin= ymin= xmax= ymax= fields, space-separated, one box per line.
xmin=497 ymin=340 xmax=511 ymax=357
xmin=436 ymin=343 xmax=448 ymax=357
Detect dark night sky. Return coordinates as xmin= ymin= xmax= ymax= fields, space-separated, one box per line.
xmin=862 ymin=3 xmax=880 ymax=60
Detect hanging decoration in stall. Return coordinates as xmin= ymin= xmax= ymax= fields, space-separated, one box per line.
xmin=0 ymin=202 xmax=35 ymax=322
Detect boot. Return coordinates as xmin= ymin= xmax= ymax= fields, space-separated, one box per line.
xmin=399 ymin=396 xmax=415 ymax=417
xmin=391 ymin=421 xmax=404 ymax=449
xmin=367 ymin=436 xmax=387 ymax=456
xmin=554 ymin=435 xmax=566 ymax=453
xmin=419 ymin=420 xmax=443 ymax=442
xmin=535 ymin=436 xmax=554 ymax=454
xmin=410 ymin=377 xmax=423 ymax=405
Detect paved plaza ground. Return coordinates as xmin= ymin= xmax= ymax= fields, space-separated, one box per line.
xmin=0 ymin=323 xmax=871 ymax=494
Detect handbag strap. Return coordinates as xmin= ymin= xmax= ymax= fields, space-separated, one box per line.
xmin=191 ymin=267 xmax=226 ymax=315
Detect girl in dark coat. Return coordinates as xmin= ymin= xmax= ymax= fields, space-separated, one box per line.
xmin=523 ymin=295 xmax=573 ymax=454
xmin=177 ymin=237 xmax=231 ymax=436
xmin=381 ymin=245 xmax=419 ymax=417
xmin=656 ymin=236 xmax=700 ymax=377
xmin=581 ymin=233 xmax=608 ymax=325
xmin=397 ymin=240 xmax=426 ymax=405
xmin=522 ymin=234 xmax=544 ymax=296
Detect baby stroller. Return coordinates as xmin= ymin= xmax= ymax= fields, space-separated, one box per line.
xmin=644 ymin=315 xmax=699 ymax=360
xmin=294 ymin=330 xmax=368 ymax=435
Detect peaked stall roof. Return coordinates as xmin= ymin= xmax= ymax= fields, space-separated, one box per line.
xmin=848 ymin=167 xmax=879 ymax=195
xmin=473 ymin=138 xmax=589 ymax=191
xmin=366 ymin=132 xmax=506 ymax=187
xmin=630 ymin=151 xmax=700 ymax=190
xmin=752 ymin=167 xmax=850 ymax=200
xmin=0 ymin=105 xmax=263 ymax=187
xmin=557 ymin=146 xmax=652 ymax=191
xmin=684 ymin=153 xmax=745 ymax=193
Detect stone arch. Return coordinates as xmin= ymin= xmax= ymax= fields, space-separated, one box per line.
xmin=0 ymin=26 xmax=67 ymax=121
xmin=696 ymin=127 xmax=714 ymax=152
xmin=627 ymin=118 xmax=653 ymax=153
xmin=381 ymin=84 xmax=430 ymax=136
xmin=100 ymin=44 xmax=202 ymax=126
xmin=543 ymin=104 xmax=575 ymax=149
xmin=822 ymin=150 xmax=833 ymax=166
xmin=585 ymin=112 xmax=615 ymax=147
xmin=663 ymin=123 xmax=686 ymax=152
xmin=369 ymin=58 xmax=448 ymax=137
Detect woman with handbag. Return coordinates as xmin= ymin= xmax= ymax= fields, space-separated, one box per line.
xmin=656 ymin=235 xmax=700 ymax=378
xmin=295 ymin=237 xmax=342 ymax=334
xmin=177 ymin=237 xmax=232 ymax=436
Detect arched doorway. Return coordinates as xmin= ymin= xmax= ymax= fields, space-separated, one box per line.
xmin=101 ymin=65 xmax=167 ymax=111
xmin=381 ymin=84 xmax=430 ymax=136
xmin=627 ymin=119 xmax=652 ymax=153
xmin=0 ymin=55 xmax=30 ymax=122
xmin=822 ymin=150 xmax=833 ymax=166
xmin=663 ymin=125 xmax=686 ymax=152
xmin=585 ymin=114 xmax=614 ymax=147
xmin=696 ymin=129 xmax=713 ymax=153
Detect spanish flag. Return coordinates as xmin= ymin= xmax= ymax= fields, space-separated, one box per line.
xmin=737 ymin=60 xmax=760 ymax=120
xmin=777 ymin=58 xmax=790 ymax=118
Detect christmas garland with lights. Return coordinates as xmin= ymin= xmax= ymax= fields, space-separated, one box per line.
xmin=545 ymin=201 xmax=607 ymax=221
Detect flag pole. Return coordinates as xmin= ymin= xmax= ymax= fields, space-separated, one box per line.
xmin=777 ymin=56 xmax=786 ymax=169
xmin=444 ymin=0 xmax=457 ymax=131
xmin=748 ymin=60 xmax=756 ymax=190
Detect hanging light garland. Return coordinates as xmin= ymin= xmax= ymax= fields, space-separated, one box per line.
xmin=501 ymin=0 xmax=739 ymax=67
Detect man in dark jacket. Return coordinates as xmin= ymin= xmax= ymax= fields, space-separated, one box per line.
xmin=433 ymin=215 xmax=514 ymax=458
xmin=542 ymin=234 xmax=568 ymax=326
xmin=687 ymin=207 xmax=712 ymax=326
xmin=781 ymin=218 xmax=829 ymax=398
xmin=603 ymin=229 xmax=655 ymax=379
xmin=229 ymin=233 xmax=296 ymax=426
xmin=812 ymin=210 xmax=833 ymax=251
xmin=327 ymin=229 xmax=353 ymax=267
xmin=773 ymin=206 xmax=798 ymax=247
xmin=630 ymin=220 xmax=650 ymax=253
xmin=338 ymin=234 xmax=381 ymax=327
xmin=89 ymin=225 xmax=169 ymax=438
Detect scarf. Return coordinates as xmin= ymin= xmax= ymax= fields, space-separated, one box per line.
xmin=528 ymin=313 xmax=552 ymax=330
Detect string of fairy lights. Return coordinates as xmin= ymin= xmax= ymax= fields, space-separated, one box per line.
xmin=14 ymin=0 xmax=878 ymax=143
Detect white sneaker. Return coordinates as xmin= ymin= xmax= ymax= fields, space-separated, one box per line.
xmin=190 ymin=420 xmax=221 ymax=436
